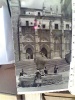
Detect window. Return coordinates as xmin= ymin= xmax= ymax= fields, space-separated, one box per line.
xmin=66 ymin=24 xmax=69 ymax=29
xmin=55 ymin=24 xmax=58 ymax=29
xmin=31 ymin=22 xmax=33 ymax=25
xmin=38 ymin=12 xmax=41 ymax=16
xmin=26 ymin=21 xmax=29 ymax=26
xmin=42 ymin=24 xmax=45 ymax=28
xmin=38 ymin=25 xmax=40 ymax=27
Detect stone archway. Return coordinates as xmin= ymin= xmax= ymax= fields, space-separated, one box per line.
xmin=26 ymin=48 xmax=33 ymax=59
xmin=41 ymin=47 xmax=47 ymax=57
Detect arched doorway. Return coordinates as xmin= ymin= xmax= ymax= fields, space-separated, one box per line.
xmin=41 ymin=47 xmax=47 ymax=57
xmin=26 ymin=48 xmax=33 ymax=59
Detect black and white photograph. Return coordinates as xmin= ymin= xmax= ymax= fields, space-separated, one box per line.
xmin=11 ymin=0 xmax=72 ymax=94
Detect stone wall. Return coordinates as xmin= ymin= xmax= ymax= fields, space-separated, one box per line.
xmin=10 ymin=0 xmax=20 ymax=61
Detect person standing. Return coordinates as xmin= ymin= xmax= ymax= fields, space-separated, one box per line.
xmin=44 ymin=67 xmax=48 ymax=75
xmin=19 ymin=69 xmax=27 ymax=76
xmin=54 ymin=65 xmax=58 ymax=74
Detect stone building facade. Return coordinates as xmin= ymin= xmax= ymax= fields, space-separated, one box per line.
xmin=18 ymin=6 xmax=72 ymax=61
xmin=10 ymin=0 xmax=72 ymax=61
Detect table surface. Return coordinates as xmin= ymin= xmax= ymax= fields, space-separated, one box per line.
xmin=0 ymin=92 xmax=75 ymax=100
xmin=0 ymin=65 xmax=75 ymax=100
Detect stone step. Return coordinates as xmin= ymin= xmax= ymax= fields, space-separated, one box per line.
xmin=16 ymin=58 xmax=69 ymax=75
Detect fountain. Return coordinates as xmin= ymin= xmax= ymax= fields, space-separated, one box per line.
xmin=18 ymin=53 xmax=62 ymax=87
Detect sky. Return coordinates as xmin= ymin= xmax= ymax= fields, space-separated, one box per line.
xmin=20 ymin=0 xmax=61 ymax=13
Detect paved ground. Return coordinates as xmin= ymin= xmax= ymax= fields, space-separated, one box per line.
xmin=15 ymin=59 xmax=70 ymax=93
xmin=16 ymin=71 xmax=69 ymax=94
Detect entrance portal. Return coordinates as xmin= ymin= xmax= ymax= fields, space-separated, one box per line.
xmin=26 ymin=48 xmax=33 ymax=59
xmin=41 ymin=47 xmax=47 ymax=57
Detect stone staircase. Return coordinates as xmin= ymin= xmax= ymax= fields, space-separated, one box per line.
xmin=16 ymin=60 xmax=37 ymax=75
xmin=45 ymin=58 xmax=69 ymax=73
xmin=16 ymin=58 xmax=69 ymax=75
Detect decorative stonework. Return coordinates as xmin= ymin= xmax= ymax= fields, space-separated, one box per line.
xmin=11 ymin=0 xmax=71 ymax=61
